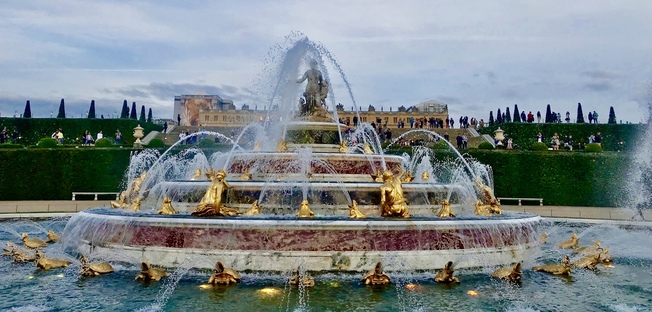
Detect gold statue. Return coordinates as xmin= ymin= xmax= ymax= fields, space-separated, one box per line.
xmin=240 ymin=167 xmax=252 ymax=181
xmin=193 ymin=169 xmax=239 ymax=217
xmin=473 ymin=178 xmax=502 ymax=216
xmin=363 ymin=142 xmax=374 ymax=154
xmin=79 ymin=255 xmax=114 ymax=276
xmin=532 ymin=255 xmax=572 ymax=276
xmin=596 ymin=247 xmax=613 ymax=266
xmin=370 ymin=169 xmax=383 ymax=182
xmin=158 ymin=197 xmax=178 ymax=215
xmin=127 ymin=171 xmax=147 ymax=202
xmin=35 ymin=250 xmax=71 ymax=270
xmin=434 ymin=261 xmax=460 ymax=283
xmin=46 ymin=230 xmax=59 ymax=243
xmin=110 ymin=191 xmax=129 ymax=208
xmin=573 ymin=241 xmax=602 ymax=255
xmin=204 ymin=168 xmax=216 ymax=180
xmin=421 ymin=171 xmax=429 ymax=181
xmin=558 ymin=233 xmax=579 ymax=249
xmin=276 ymin=140 xmax=288 ymax=152
xmin=474 ymin=200 xmax=502 ymax=217
xmin=191 ymin=168 xmax=202 ymax=180
xmin=437 ymin=199 xmax=456 ymax=218
xmin=296 ymin=200 xmax=314 ymax=218
xmin=22 ymin=233 xmax=46 ymax=249
xmin=348 ymin=200 xmax=366 ymax=219
xmin=289 ymin=267 xmax=315 ymax=287
xmin=135 ymin=262 xmax=170 ymax=282
xmin=491 ymin=262 xmax=522 ymax=282
xmin=253 ymin=141 xmax=261 ymax=151
xmin=572 ymin=252 xmax=604 ymax=270
xmin=3 ymin=242 xmax=36 ymax=263
xmin=130 ymin=197 xmax=142 ymax=212
xmin=540 ymin=232 xmax=548 ymax=244
xmin=207 ymin=261 xmax=241 ymax=285
xmin=339 ymin=140 xmax=348 ymax=153
xmin=361 ymin=262 xmax=391 ymax=285
xmin=380 ymin=170 xmax=409 ymax=218
xmin=243 ymin=200 xmax=263 ymax=216
xmin=402 ymin=170 xmax=415 ymax=183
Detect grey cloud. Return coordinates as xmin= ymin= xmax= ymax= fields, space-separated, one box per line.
xmin=436 ymin=96 xmax=463 ymax=105
xmin=501 ymin=88 xmax=520 ymax=99
xmin=584 ymin=81 xmax=613 ymax=92
xmin=581 ymin=70 xmax=620 ymax=80
xmin=104 ymin=82 xmax=259 ymax=105
xmin=486 ymin=71 xmax=497 ymax=85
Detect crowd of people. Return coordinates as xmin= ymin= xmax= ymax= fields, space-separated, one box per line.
xmin=536 ymin=131 xmax=602 ymax=151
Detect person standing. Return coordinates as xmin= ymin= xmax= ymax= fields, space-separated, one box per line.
xmin=97 ymin=131 xmax=103 ymax=140
xmin=536 ymin=111 xmax=541 ymax=123
xmin=462 ymin=134 xmax=468 ymax=149
xmin=588 ymin=112 xmax=594 ymax=124
xmin=456 ymin=134 xmax=463 ymax=149
xmin=443 ymin=131 xmax=450 ymax=142
xmin=177 ymin=114 xmax=181 ymax=126
xmin=56 ymin=128 xmax=64 ymax=144
xmin=115 ymin=130 xmax=122 ymax=144
xmin=163 ymin=123 xmax=168 ymax=134
xmin=593 ymin=111 xmax=599 ymax=124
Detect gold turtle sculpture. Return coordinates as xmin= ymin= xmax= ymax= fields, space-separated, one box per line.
xmin=207 ymin=261 xmax=241 ymax=285
xmin=434 ymin=261 xmax=460 ymax=283
xmin=491 ymin=262 xmax=522 ymax=282
xmin=348 ymin=200 xmax=366 ymax=219
xmin=402 ymin=170 xmax=415 ymax=183
xmin=35 ymin=250 xmax=71 ymax=270
xmin=157 ymin=197 xmax=178 ymax=215
xmin=437 ymin=199 xmax=455 ymax=218
xmin=296 ymin=200 xmax=314 ymax=218
xmin=135 ymin=262 xmax=170 ymax=282
xmin=3 ymin=242 xmax=36 ymax=263
xmin=558 ymin=233 xmax=579 ymax=249
xmin=289 ymin=267 xmax=315 ymax=287
xmin=243 ymin=200 xmax=263 ymax=216
xmin=540 ymin=232 xmax=548 ymax=244
xmin=362 ymin=262 xmax=391 ymax=285
xmin=573 ymin=241 xmax=602 ymax=255
xmin=45 ymin=230 xmax=59 ymax=243
xmin=533 ymin=255 xmax=572 ymax=276
xmin=572 ymin=251 xmax=605 ymax=270
xmin=79 ymin=255 xmax=114 ymax=276
xmin=22 ymin=233 xmax=47 ymax=249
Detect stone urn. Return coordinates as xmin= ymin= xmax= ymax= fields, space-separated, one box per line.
xmin=133 ymin=124 xmax=145 ymax=148
xmin=494 ymin=127 xmax=505 ymax=147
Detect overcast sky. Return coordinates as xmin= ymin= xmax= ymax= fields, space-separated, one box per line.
xmin=1 ymin=0 xmax=651 ymax=123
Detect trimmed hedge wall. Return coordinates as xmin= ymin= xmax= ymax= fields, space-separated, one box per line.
xmin=0 ymin=118 xmax=161 ymax=146
xmin=479 ymin=123 xmax=641 ymax=152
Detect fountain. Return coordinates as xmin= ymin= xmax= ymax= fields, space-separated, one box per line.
xmin=61 ymin=36 xmax=541 ymax=272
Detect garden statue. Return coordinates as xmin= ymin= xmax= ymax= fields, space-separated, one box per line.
xmin=437 ymin=199 xmax=455 ymax=218
xmin=380 ymin=170 xmax=410 ymax=218
xmin=193 ymin=169 xmax=239 ymax=217
xmin=157 ymin=197 xmax=178 ymax=215
xmin=348 ymin=200 xmax=366 ymax=219
xmin=296 ymin=200 xmax=314 ymax=218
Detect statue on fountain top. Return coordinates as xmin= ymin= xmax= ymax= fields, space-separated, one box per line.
xmin=296 ymin=59 xmax=331 ymax=121
xmin=380 ymin=170 xmax=410 ymax=218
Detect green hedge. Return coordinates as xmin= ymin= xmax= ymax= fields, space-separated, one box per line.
xmin=479 ymin=123 xmax=641 ymax=152
xmin=0 ymin=118 xmax=161 ymax=146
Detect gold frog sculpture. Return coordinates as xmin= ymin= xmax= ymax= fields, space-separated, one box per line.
xmin=437 ymin=199 xmax=455 ymax=218
xmin=491 ymin=262 xmax=522 ymax=282
xmin=434 ymin=261 xmax=460 ymax=283
xmin=289 ymin=266 xmax=315 ymax=287
xmin=46 ymin=230 xmax=59 ymax=243
xmin=243 ymin=200 xmax=263 ymax=216
xmin=361 ymin=262 xmax=391 ymax=285
xmin=157 ymin=197 xmax=178 ymax=215
xmin=558 ymin=233 xmax=579 ymax=249
xmin=348 ymin=200 xmax=366 ymax=219
xmin=296 ymin=200 xmax=314 ymax=218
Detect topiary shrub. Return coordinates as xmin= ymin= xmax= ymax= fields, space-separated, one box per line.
xmin=37 ymin=138 xmax=58 ymax=148
xmin=478 ymin=142 xmax=495 ymax=150
xmin=432 ymin=140 xmax=450 ymax=150
xmin=198 ymin=138 xmax=216 ymax=148
xmin=94 ymin=138 xmax=113 ymax=147
xmin=147 ymin=138 xmax=165 ymax=148
xmin=531 ymin=142 xmax=548 ymax=151
xmin=584 ymin=143 xmax=603 ymax=153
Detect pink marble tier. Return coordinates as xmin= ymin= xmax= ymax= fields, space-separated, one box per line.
xmin=226 ymin=153 xmax=404 ymax=175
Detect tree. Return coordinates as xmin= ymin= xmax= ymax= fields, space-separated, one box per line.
xmin=23 ymin=100 xmax=32 ymax=118
xmin=513 ymin=104 xmax=520 ymax=123
xmin=57 ymin=99 xmax=66 ymax=118
xmin=608 ymin=106 xmax=617 ymax=124
xmin=139 ymin=105 xmax=146 ymax=122
xmin=147 ymin=108 xmax=153 ymax=123
xmin=576 ymin=102 xmax=585 ymax=123
xmin=545 ymin=104 xmax=552 ymax=123
xmin=489 ymin=111 xmax=495 ymax=126
xmin=120 ymin=100 xmax=129 ymax=118
xmin=496 ymin=108 xmax=502 ymax=124
xmin=130 ymin=102 xmax=137 ymax=119
xmin=88 ymin=100 xmax=96 ymax=119
xmin=505 ymin=107 xmax=512 ymax=122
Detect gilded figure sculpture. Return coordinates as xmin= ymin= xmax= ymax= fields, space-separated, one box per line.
xmin=532 ymin=255 xmax=572 ymax=276
xmin=35 ymin=250 xmax=71 ymax=270
xmin=276 ymin=140 xmax=288 ymax=152
xmin=379 ymin=170 xmax=409 ymax=218
xmin=289 ymin=267 xmax=315 ymax=287
xmin=296 ymin=200 xmax=314 ymax=218
xmin=402 ymin=170 xmax=415 ymax=183
xmin=46 ymin=230 xmax=59 ymax=243
xmin=135 ymin=262 xmax=170 ymax=282
xmin=207 ymin=261 xmax=241 ymax=285
xmin=243 ymin=200 xmax=263 ymax=216
xmin=362 ymin=262 xmax=391 ymax=285
xmin=363 ymin=142 xmax=374 ymax=154
xmin=473 ymin=178 xmax=501 ymax=215
xmin=240 ymin=167 xmax=252 ymax=181
xmin=421 ymin=171 xmax=429 ymax=181
xmin=437 ymin=199 xmax=455 ymax=218
xmin=540 ymin=232 xmax=548 ymax=244
xmin=79 ymin=255 xmax=114 ymax=276
xmin=127 ymin=171 xmax=147 ymax=203
xmin=193 ymin=170 xmax=239 ymax=217
xmin=491 ymin=262 xmax=522 ymax=282
xmin=191 ymin=169 xmax=202 ymax=180
xmin=110 ymin=191 xmax=129 ymax=209
xmin=130 ymin=197 xmax=142 ymax=212
xmin=370 ymin=169 xmax=383 ymax=182
xmin=348 ymin=200 xmax=366 ymax=219
xmin=3 ymin=242 xmax=36 ymax=263
xmin=339 ymin=140 xmax=347 ymax=153
xmin=434 ymin=261 xmax=460 ymax=283
xmin=157 ymin=197 xmax=178 ymax=215
xmin=204 ymin=168 xmax=216 ymax=180
xmin=558 ymin=233 xmax=579 ymax=249
xmin=22 ymin=233 xmax=46 ymax=249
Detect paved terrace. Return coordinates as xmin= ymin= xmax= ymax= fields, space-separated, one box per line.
xmin=0 ymin=201 xmax=650 ymax=222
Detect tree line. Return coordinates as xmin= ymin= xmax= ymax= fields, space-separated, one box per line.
xmin=21 ymin=99 xmax=154 ymax=123
xmin=488 ymin=103 xmax=618 ymax=125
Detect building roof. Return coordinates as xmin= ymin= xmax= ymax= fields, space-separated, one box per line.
xmin=412 ymin=100 xmax=448 ymax=113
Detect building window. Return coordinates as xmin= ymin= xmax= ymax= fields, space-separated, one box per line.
xmin=204 ymin=115 xmax=209 ymax=121
xmin=223 ymin=116 xmax=227 ymax=121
